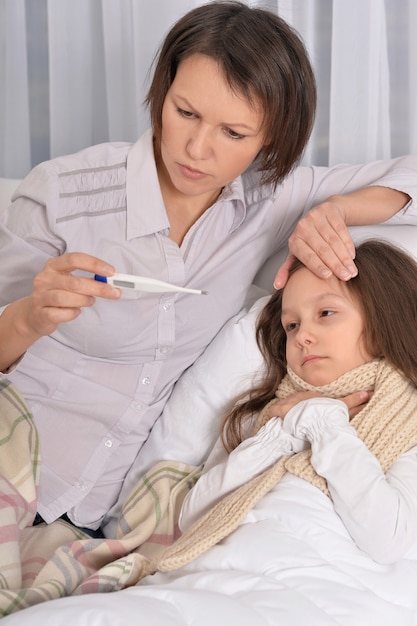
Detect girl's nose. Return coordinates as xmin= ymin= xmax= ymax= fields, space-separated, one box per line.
xmin=296 ymin=326 xmax=315 ymax=347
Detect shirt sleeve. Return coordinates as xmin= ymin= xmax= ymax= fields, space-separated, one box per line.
xmin=179 ymin=417 xmax=308 ymax=532
xmin=279 ymin=155 xmax=417 ymax=226
xmin=0 ymin=164 xmax=64 ymax=307
xmin=283 ymin=398 xmax=417 ymax=563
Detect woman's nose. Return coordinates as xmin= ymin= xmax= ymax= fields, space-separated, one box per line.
xmin=186 ymin=125 xmax=212 ymax=160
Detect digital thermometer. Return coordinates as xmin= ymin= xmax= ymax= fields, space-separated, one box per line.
xmin=94 ymin=273 xmax=208 ymax=295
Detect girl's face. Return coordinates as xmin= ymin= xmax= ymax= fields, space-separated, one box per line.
xmin=281 ymin=267 xmax=373 ymax=386
xmin=158 ymin=54 xmax=265 ymax=210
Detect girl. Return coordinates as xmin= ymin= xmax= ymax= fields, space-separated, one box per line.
xmin=179 ymin=239 xmax=417 ymax=564
xmin=0 ymin=1 xmax=416 ymax=535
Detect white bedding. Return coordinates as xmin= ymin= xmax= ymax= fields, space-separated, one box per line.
xmin=4 ymin=476 xmax=417 ymax=625
xmin=2 ymin=221 xmax=417 ymax=625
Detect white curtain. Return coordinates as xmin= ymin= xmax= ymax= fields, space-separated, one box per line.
xmin=1 ymin=0 xmax=416 ymax=179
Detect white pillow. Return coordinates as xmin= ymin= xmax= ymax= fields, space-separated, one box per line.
xmin=349 ymin=223 xmax=417 ymax=256
xmin=131 ymin=293 xmax=268 ymax=473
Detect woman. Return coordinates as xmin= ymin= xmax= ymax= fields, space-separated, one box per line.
xmin=0 ymin=1 xmax=416 ymax=534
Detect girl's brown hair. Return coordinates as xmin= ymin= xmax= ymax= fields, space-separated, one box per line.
xmin=222 ymin=239 xmax=417 ymax=451
xmin=145 ymin=1 xmax=316 ymax=188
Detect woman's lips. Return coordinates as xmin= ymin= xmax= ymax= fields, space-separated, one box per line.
xmin=178 ymin=163 xmax=208 ymax=180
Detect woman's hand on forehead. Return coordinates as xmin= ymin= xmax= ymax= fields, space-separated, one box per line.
xmin=274 ymin=199 xmax=357 ymax=289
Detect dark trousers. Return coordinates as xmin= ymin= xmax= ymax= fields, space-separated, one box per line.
xmin=33 ymin=512 xmax=104 ymax=538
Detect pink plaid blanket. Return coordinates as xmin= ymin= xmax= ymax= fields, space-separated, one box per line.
xmin=0 ymin=377 xmax=201 ymax=617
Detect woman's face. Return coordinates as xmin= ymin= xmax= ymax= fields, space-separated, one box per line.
xmin=158 ymin=54 xmax=265 ymax=209
xmin=281 ymin=267 xmax=373 ymax=386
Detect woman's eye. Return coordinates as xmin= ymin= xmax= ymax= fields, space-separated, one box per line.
xmin=224 ymin=128 xmax=245 ymax=140
xmin=177 ymin=108 xmax=195 ymax=118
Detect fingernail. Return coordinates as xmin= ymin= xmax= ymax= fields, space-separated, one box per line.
xmin=321 ymin=268 xmax=332 ymax=278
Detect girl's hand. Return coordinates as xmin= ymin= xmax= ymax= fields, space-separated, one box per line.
xmin=263 ymin=389 xmax=370 ymax=422
xmin=25 ymin=252 xmax=120 ymax=338
xmin=273 ymin=198 xmax=357 ymax=288
xmin=263 ymin=391 xmax=321 ymax=420
xmin=340 ymin=390 xmax=371 ymax=420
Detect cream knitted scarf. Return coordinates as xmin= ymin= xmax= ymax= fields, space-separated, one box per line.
xmin=256 ymin=359 xmax=417 ymax=495
xmin=148 ymin=360 xmax=417 ymax=574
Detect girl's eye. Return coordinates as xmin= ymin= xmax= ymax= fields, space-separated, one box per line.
xmin=285 ymin=321 xmax=299 ymax=333
xmin=320 ymin=310 xmax=334 ymax=318
xmin=224 ymin=128 xmax=245 ymax=140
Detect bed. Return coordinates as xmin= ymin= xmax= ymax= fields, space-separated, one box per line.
xmin=1 ymin=176 xmax=417 ymax=625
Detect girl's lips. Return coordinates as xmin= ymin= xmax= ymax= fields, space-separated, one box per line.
xmin=302 ymin=355 xmax=324 ymax=366
xmin=178 ymin=163 xmax=208 ymax=180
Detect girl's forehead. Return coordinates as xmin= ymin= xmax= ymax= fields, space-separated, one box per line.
xmin=284 ymin=267 xmax=341 ymax=292
xmin=282 ymin=267 xmax=355 ymax=306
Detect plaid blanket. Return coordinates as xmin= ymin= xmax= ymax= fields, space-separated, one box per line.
xmin=0 ymin=377 xmax=201 ymax=617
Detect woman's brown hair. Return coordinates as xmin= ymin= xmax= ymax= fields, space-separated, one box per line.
xmin=222 ymin=239 xmax=417 ymax=451
xmin=145 ymin=1 xmax=316 ymax=188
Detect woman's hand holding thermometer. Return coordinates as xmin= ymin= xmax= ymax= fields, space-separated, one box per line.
xmin=94 ymin=273 xmax=208 ymax=295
